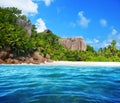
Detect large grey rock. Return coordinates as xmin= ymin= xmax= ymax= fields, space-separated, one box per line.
xmin=32 ymin=51 xmax=44 ymax=63
xmin=16 ymin=19 xmax=32 ymax=36
xmin=45 ymin=54 xmax=50 ymax=59
xmin=58 ymin=37 xmax=86 ymax=51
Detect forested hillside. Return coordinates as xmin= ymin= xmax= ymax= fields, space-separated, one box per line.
xmin=0 ymin=7 xmax=120 ymax=63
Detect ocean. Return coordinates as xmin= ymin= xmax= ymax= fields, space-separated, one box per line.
xmin=0 ymin=65 xmax=120 ymax=103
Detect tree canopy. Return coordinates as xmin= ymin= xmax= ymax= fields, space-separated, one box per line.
xmin=0 ymin=7 xmax=120 ymax=61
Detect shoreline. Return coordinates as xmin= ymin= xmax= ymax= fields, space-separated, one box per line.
xmin=40 ymin=61 xmax=120 ymax=67
xmin=0 ymin=61 xmax=120 ymax=67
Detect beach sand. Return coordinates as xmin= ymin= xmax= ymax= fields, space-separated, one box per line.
xmin=2 ymin=61 xmax=119 ymax=67
xmin=41 ymin=61 xmax=120 ymax=67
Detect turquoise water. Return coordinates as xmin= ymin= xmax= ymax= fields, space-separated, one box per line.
xmin=0 ymin=65 xmax=120 ymax=103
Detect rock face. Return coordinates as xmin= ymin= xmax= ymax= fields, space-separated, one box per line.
xmin=16 ymin=19 xmax=32 ymax=36
xmin=58 ymin=37 xmax=86 ymax=51
xmin=44 ymin=29 xmax=52 ymax=33
xmin=0 ymin=51 xmax=8 ymax=60
xmin=32 ymin=52 xmax=44 ymax=63
xmin=0 ymin=50 xmax=52 ymax=64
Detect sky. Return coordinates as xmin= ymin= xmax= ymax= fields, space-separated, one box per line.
xmin=0 ymin=0 xmax=120 ymax=50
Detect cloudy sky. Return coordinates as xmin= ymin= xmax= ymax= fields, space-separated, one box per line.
xmin=0 ymin=0 xmax=120 ymax=50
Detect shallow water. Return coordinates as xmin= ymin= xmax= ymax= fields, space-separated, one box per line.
xmin=0 ymin=65 xmax=120 ymax=103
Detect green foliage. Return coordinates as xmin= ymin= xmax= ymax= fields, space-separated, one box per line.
xmin=111 ymin=40 xmax=116 ymax=47
xmin=0 ymin=7 xmax=20 ymax=24
xmin=0 ymin=7 xmax=120 ymax=61
xmin=96 ymin=40 xmax=120 ymax=61
xmin=0 ymin=7 xmax=37 ymax=56
xmin=86 ymin=45 xmax=95 ymax=52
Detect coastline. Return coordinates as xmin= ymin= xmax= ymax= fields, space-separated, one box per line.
xmin=0 ymin=61 xmax=120 ymax=67
xmin=41 ymin=61 xmax=120 ymax=67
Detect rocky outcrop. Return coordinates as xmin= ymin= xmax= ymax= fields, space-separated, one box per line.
xmin=0 ymin=59 xmax=4 ymax=64
xmin=32 ymin=52 xmax=44 ymax=63
xmin=45 ymin=54 xmax=53 ymax=62
xmin=44 ymin=29 xmax=52 ymax=33
xmin=58 ymin=37 xmax=86 ymax=51
xmin=0 ymin=50 xmax=52 ymax=64
xmin=16 ymin=19 xmax=32 ymax=36
xmin=0 ymin=51 xmax=8 ymax=60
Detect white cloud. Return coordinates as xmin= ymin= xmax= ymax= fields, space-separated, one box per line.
xmin=0 ymin=0 xmax=38 ymax=15
xmin=86 ymin=38 xmax=100 ymax=49
xmin=86 ymin=38 xmax=112 ymax=50
xmin=108 ymin=28 xmax=120 ymax=48
xmin=100 ymin=28 xmax=120 ymax=49
xmin=34 ymin=0 xmax=53 ymax=6
xmin=94 ymin=39 xmax=99 ymax=43
xmin=44 ymin=0 xmax=53 ymax=6
xmin=100 ymin=19 xmax=107 ymax=27
xmin=35 ymin=18 xmax=47 ymax=32
xmin=86 ymin=28 xmax=120 ymax=50
xmin=111 ymin=28 xmax=118 ymax=35
xmin=78 ymin=11 xmax=90 ymax=27
xmin=86 ymin=38 xmax=99 ymax=44
xmin=102 ymin=40 xmax=110 ymax=47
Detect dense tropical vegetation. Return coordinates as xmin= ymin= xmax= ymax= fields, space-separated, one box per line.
xmin=0 ymin=7 xmax=120 ymax=62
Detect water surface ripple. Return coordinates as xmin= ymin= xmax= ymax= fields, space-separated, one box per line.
xmin=0 ymin=65 xmax=120 ymax=103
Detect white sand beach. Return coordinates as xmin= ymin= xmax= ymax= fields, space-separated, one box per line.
xmin=41 ymin=61 xmax=120 ymax=67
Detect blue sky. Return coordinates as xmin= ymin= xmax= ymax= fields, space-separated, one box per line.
xmin=0 ymin=0 xmax=120 ymax=50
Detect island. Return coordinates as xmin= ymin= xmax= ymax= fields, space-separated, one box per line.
xmin=0 ymin=7 xmax=120 ymax=64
